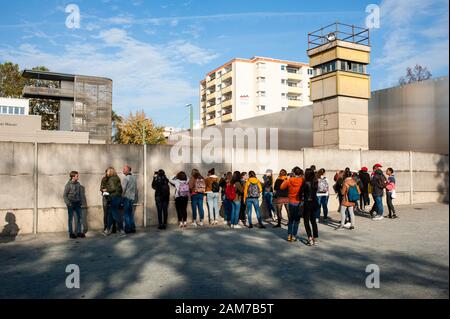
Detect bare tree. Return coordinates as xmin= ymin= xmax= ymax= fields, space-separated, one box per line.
xmin=399 ymin=64 xmax=432 ymax=85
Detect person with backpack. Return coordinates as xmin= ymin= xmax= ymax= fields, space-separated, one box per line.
xmin=273 ymin=169 xmax=289 ymax=228
xmin=100 ymin=168 xmax=116 ymax=233
xmin=220 ymin=172 xmax=232 ymax=225
xmin=63 ymin=171 xmax=85 ymax=239
xmin=358 ymin=167 xmax=371 ymax=212
xmin=262 ymin=169 xmax=276 ymax=222
xmin=371 ymin=164 xmax=387 ymax=221
xmin=205 ymin=168 xmax=220 ymax=225
xmin=239 ymin=172 xmax=248 ymax=226
xmin=243 ymin=171 xmax=265 ymax=229
xmin=122 ymin=165 xmax=137 ymax=234
xmin=386 ymin=167 xmax=398 ymax=219
xmin=335 ymin=170 xmax=360 ymax=230
xmin=103 ymin=167 xmax=125 ymax=237
xmin=333 ymin=170 xmax=345 ymax=211
xmin=352 ymin=171 xmax=365 ymax=214
xmin=299 ymin=168 xmax=319 ymax=245
xmin=226 ymin=171 xmax=244 ymax=229
xmin=280 ymin=167 xmax=304 ymax=242
xmin=316 ymin=168 xmax=330 ymax=222
xmin=189 ymin=169 xmax=206 ymax=226
xmin=152 ymin=169 xmax=170 ymax=230
xmin=170 ymin=171 xmax=190 ymax=228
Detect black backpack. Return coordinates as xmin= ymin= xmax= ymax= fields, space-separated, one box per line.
xmin=211 ymin=180 xmax=220 ymax=193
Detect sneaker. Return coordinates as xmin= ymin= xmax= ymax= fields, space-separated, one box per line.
xmin=392 ymin=215 xmax=399 ymax=219
xmin=287 ymin=235 xmax=292 ymax=242
xmin=118 ymin=230 xmax=126 ymax=237
xmin=307 ymin=239 xmax=313 ymax=246
xmin=179 ymin=222 xmax=183 ymax=228
xmin=273 ymin=224 xmax=281 ymax=228
xmin=158 ymin=225 xmax=163 ymax=230
xmin=69 ymin=233 xmax=77 ymax=239
xmin=77 ymin=233 xmax=86 ymax=238
xmin=248 ymin=224 xmax=253 ymax=229
xmin=349 ymin=226 xmax=355 ymax=230
xmin=192 ymin=222 xmax=198 ymax=227
xmin=345 ymin=222 xmax=352 ymax=228
xmin=258 ymin=223 xmax=266 ymax=229
xmin=199 ymin=221 xmax=204 ymax=227
xmin=291 ymin=236 xmax=298 ymax=242
xmin=234 ymin=224 xmax=242 ymax=229
xmin=373 ymin=216 xmax=384 ymax=221
xmin=335 ymin=225 xmax=345 ymax=230
xmin=313 ymin=239 xmax=318 ymax=245
xmin=231 ymin=224 xmax=235 ymax=229
xmin=316 ymin=219 xmax=320 ymax=224
xmin=102 ymin=229 xmax=112 ymax=237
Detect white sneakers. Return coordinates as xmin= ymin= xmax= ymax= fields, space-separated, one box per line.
xmin=191 ymin=222 xmax=198 ymax=227
xmin=234 ymin=224 xmax=242 ymax=229
xmin=373 ymin=216 xmax=384 ymax=221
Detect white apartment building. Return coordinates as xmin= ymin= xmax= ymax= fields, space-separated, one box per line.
xmin=200 ymin=57 xmax=313 ymax=127
xmin=0 ymin=97 xmax=30 ymax=116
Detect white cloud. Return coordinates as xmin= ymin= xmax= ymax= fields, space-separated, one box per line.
xmin=0 ymin=28 xmax=219 ymax=119
xmin=373 ymin=0 xmax=449 ymax=88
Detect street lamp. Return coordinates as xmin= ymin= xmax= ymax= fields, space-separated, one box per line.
xmin=186 ymin=103 xmax=193 ymax=132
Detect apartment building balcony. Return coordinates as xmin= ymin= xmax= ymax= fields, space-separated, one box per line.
xmin=206 ymin=91 xmax=216 ymax=101
xmin=287 ymin=85 xmax=302 ymax=94
xmin=287 ymin=99 xmax=302 ymax=107
xmin=221 ymin=99 xmax=232 ymax=108
xmin=221 ymin=84 xmax=233 ymax=95
xmin=206 ymin=105 xmax=216 ymax=114
xmin=22 ymin=85 xmax=74 ymax=101
xmin=222 ymin=112 xmax=233 ymax=122
xmin=206 ymin=118 xmax=216 ymax=126
xmin=222 ymin=70 xmax=232 ymax=81
xmin=287 ymin=71 xmax=302 ymax=81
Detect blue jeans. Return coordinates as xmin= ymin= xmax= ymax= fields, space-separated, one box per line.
xmin=231 ymin=201 xmax=241 ymax=225
xmin=108 ymin=196 xmax=123 ymax=231
xmin=123 ymin=197 xmax=136 ymax=233
xmin=316 ymin=196 xmax=329 ymax=219
xmin=67 ymin=201 xmax=82 ymax=235
xmin=191 ymin=193 xmax=205 ymax=222
xmin=263 ymin=192 xmax=276 ymax=217
xmin=246 ymin=198 xmax=262 ymax=225
xmin=223 ymin=198 xmax=232 ymax=222
xmin=288 ymin=203 xmax=301 ymax=236
xmin=206 ymin=192 xmax=219 ymax=222
xmin=374 ymin=195 xmax=384 ymax=216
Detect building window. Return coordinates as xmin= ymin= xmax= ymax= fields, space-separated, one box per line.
xmin=281 ymin=79 xmax=286 ymax=84
xmin=20 ymin=107 xmax=25 ymax=115
xmin=257 ymin=77 xmax=266 ymax=83
xmin=308 ymin=69 xmax=313 ymax=75
xmin=1 ymin=106 xmax=7 ymax=114
xmin=281 ymin=93 xmax=287 ymax=99
xmin=281 ymin=65 xmax=286 ymax=71
xmin=282 ymin=107 xmax=288 ymax=111
xmin=8 ymin=107 xmax=14 ymax=114
xmin=257 ymin=91 xmax=266 ymax=97
xmin=256 ymin=62 xmax=266 ymax=70
xmin=257 ymin=105 xmax=266 ymax=111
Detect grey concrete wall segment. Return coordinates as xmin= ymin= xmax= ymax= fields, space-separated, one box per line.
xmin=0 ymin=142 xmax=448 ymax=235
xmin=59 ymin=100 xmax=73 ymax=131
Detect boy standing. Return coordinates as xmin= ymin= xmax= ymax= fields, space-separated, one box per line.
xmin=63 ymin=171 xmax=85 ymax=239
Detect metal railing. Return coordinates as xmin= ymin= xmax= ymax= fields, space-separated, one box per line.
xmin=308 ymin=22 xmax=370 ymax=50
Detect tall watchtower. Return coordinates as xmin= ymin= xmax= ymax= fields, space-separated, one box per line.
xmin=307 ymin=22 xmax=371 ymax=150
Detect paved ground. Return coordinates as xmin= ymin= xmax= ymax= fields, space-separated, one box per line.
xmin=0 ymin=203 xmax=448 ymax=299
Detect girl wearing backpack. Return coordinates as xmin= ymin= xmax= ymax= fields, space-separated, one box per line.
xmin=243 ymin=171 xmax=265 ymax=229
xmin=170 ymin=171 xmax=190 ymax=228
xmin=205 ymin=168 xmax=220 ymax=225
xmin=316 ymin=168 xmax=330 ymax=222
xmin=189 ymin=169 xmax=206 ymax=227
xmin=226 ymin=171 xmax=244 ymax=229
xmin=336 ymin=170 xmax=360 ymax=230
xmin=152 ymin=169 xmax=171 ymax=230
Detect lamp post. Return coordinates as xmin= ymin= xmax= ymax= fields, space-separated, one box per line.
xmin=186 ymin=103 xmax=193 ymax=133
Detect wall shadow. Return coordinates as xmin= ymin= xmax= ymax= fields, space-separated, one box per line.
xmin=0 ymin=212 xmax=20 ymax=244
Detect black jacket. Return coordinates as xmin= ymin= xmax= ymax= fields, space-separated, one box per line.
xmin=358 ymin=171 xmax=371 ymax=193
xmin=152 ymin=175 xmax=170 ymax=200
xmin=371 ymin=170 xmax=387 ymax=197
xmin=274 ymin=178 xmax=289 ymax=198
xmin=299 ymin=180 xmax=318 ymax=203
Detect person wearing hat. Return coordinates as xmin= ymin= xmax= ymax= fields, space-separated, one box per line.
xmin=370 ymin=164 xmax=387 ymax=220
xmin=358 ymin=167 xmax=371 ymax=212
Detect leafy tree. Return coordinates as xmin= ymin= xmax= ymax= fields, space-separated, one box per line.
xmin=116 ymin=111 xmax=166 ymax=145
xmin=0 ymin=62 xmax=25 ymax=98
xmin=399 ymin=64 xmax=432 ymax=85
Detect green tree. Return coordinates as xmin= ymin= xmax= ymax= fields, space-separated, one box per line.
xmin=116 ymin=111 xmax=166 ymax=145
xmin=0 ymin=62 xmax=25 ymax=97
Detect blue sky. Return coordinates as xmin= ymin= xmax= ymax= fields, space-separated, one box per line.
xmin=0 ymin=0 xmax=448 ymax=128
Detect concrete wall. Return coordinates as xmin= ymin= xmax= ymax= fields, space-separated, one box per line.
xmin=0 ymin=142 xmax=448 ymax=235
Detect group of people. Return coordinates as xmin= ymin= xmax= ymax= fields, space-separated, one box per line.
xmin=62 ymin=163 xmax=397 ymax=244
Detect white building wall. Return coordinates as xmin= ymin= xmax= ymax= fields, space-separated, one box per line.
xmin=234 ymin=61 xmax=255 ymax=121
xmin=0 ymin=98 xmax=30 ymax=115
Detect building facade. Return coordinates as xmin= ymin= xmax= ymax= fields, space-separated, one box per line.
xmin=0 ymin=98 xmax=29 ymax=116
xmin=199 ymin=57 xmax=313 ymax=128
xmin=22 ymin=70 xmax=113 ymax=143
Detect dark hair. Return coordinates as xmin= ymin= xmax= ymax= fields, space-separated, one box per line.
xmin=157 ymin=169 xmax=166 ymax=177
xmin=344 ymin=169 xmax=352 ymax=179
xmin=249 ymin=171 xmax=256 ymax=178
xmin=193 ymin=172 xmax=203 ymax=180
xmin=231 ymin=171 xmax=241 ymax=184
xmin=208 ymin=168 xmax=215 ymax=175
xmin=70 ymin=171 xmax=78 ymax=179
xmin=279 ymin=169 xmax=287 ymax=176
xmin=240 ymin=172 xmax=247 ymax=178
xmin=310 ymin=165 xmax=316 ymax=171
xmin=225 ymin=171 xmax=232 ymax=182
xmin=191 ymin=168 xmax=199 ymax=177
xmin=317 ymin=168 xmax=326 ymax=177
xmin=387 ymin=167 xmax=394 ymax=174
xmin=293 ymin=167 xmax=302 ymax=176
xmin=125 ymin=165 xmax=132 ymax=172
xmin=305 ymin=168 xmax=316 ymax=182
xmin=176 ymin=171 xmax=187 ymax=181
